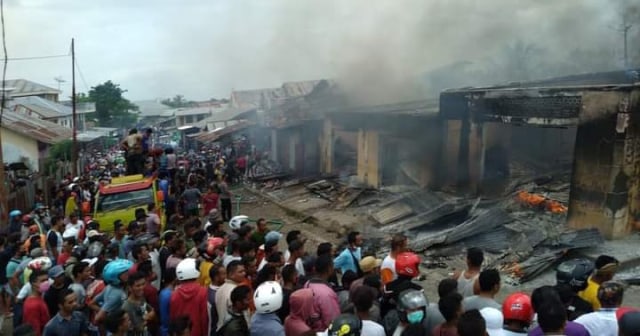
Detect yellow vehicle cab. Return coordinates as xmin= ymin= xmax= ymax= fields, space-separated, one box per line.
xmin=93 ymin=174 xmax=164 ymax=232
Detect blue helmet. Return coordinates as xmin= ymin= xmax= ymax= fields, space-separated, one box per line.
xmin=102 ymin=259 xmax=133 ymax=285
xmin=9 ymin=210 xmax=21 ymax=218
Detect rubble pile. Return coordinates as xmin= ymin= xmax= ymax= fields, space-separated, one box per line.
xmin=364 ymin=172 xmax=603 ymax=284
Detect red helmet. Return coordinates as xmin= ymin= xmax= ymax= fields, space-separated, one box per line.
xmin=503 ymin=292 xmax=534 ymax=323
xmin=199 ymin=237 xmax=225 ymax=259
xmin=395 ymin=252 xmax=420 ymax=278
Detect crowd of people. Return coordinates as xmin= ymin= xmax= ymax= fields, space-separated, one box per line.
xmin=0 ymin=130 xmax=639 ymax=336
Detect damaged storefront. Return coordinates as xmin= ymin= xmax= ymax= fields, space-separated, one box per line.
xmin=321 ymin=99 xmax=440 ymax=189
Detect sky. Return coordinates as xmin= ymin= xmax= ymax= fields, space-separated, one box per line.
xmin=4 ymin=0 xmax=633 ymax=102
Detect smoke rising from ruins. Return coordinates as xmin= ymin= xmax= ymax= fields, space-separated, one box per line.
xmin=262 ymin=0 xmax=637 ymax=105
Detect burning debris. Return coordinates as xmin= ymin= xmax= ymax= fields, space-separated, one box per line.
xmin=516 ymin=190 xmax=568 ymax=213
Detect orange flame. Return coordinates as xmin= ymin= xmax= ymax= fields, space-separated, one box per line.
xmin=516 ymin=191 xmax=568 ymax=213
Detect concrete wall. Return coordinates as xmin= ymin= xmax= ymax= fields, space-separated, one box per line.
xmin=568 ymin=90 xmax=640 ymax=239
xmin=1 ymin=128 xmax=39 ymax=169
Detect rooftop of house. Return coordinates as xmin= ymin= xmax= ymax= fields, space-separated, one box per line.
xmin=2 ymin=79 xmax=60 ymax=97
xmin=1 ymin=109 xmax=72 ymax=144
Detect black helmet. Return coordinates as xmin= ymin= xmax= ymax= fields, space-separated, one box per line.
xmin=328 ymin=314 xmax=362 ymax=336
xmin=556 ymin=258 xmax=595 ymax=292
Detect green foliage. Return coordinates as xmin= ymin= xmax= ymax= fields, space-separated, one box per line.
xmin=86 ymin=81 xmax=138 ymax=127
xmin=45 ymin=139 xmax=73 ymax=174
xmin=161 ymin=94 xmax=197 ymax=108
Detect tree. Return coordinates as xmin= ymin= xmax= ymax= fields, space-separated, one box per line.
xmin=161 ymin=94 xmax=196 ymax=108
xmin=87 ymin=81 xmax=138 ymax=127
xmin=45 ymin=139 xmax=73 ymax=174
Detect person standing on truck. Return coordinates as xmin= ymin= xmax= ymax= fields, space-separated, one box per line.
xmin=121 ymin=129 xmax=143 ymax=176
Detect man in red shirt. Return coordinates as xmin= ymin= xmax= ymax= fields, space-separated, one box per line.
xmin=171 ymin=258 xmax=208 ymax=336
xmin=23 ymin=269 xmax=51 ymax=336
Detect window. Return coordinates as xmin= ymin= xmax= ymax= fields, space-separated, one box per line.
xmin=97 ymin=187 xmax=154 ymax=212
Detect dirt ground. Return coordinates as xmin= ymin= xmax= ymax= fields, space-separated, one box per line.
xmin=233 ymin=187 xmax=640 ymax=308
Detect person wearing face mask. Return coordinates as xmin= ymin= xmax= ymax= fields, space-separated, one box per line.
xmin=22 ymin=270 xmax=51 ymax=336
xmin=393 ymin=289 xmax=429 ymax=336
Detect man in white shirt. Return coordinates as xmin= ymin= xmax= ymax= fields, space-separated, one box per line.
xmin=381 ymin=234 xmax=407 ymax=286
xmin=352 ymin=286 xmax=385 ymax=336
xmin=574 ymin=281 xmax=624 ymax=336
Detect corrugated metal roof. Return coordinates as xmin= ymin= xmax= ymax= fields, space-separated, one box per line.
xmin=3 ymin=79 xmax=60 ymax=97
xmin=10 ymin=96 xmax=71 ymax=118
xmin=196 ymin=107 xmax=256 ymax=128
xmin=328 ymin=99 xmax=439 ymax=116
xmin=195 ymin=120 xmax=254 ymax=143
xmin=1 ymin=109 xmax=72 ymax=144
xmin=134 ymin=100 xmax=176 ymax=117
xmin=174 ymin=106 xmax=215 ymax=117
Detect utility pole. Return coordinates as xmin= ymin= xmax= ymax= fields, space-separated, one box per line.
xmin=71 ymin=38 xmax=78 ymax=177
xmin=622 ymin=23 xmax=632 ymax=69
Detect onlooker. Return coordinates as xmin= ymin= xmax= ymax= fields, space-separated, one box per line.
xmin=480 ymin=307 xmax=503 ymax=336
xmin=286 ymin=240 xmax=306 ymax=277
xmin=618 ymin=310 xmax=640 ymax=336
xmin=349 ymin=256 xmax=381 ymax=297
xmin=501 ymin=292 xmax=534 ymax=336
xmin=168 ymin=316 xmax=192 ymax=336
xmin=462 ymin=269 xmax=501 ymax=312
xmin=170 ymin=258 xmax=209 ymax=336
xmin=146 ymin=203 xmax=161 ymax=235
xmin=42 ymin=289 xmax=89 ymax=336
xmin=537 ymin=302 xmax=568 ymax=336
xmin=218 ymin=285 xmax=251 ymax=336
xmin=69 ymin=262 xmax=91 ymax=310
xmin=453 ymin=247 xmax=484 ymax=298
xmin=284 ymin=288 xmax=315 ymax=336
xmin=278 ymin=264 xmax=297 ymax=323
xmin=352 ymin=286 xmax=385 ymax=336
xmin=424 ymin=278 xmax=458 ymax=334
xmin=457 ymin=310 xmax=486 ymax=336
xmin=208 ymin=264 xmax=227 ymax=336
xmin=555 ymin=258 xmax=594 ymax=321
xmin=334 ymin=231 xmax=363 ymax=276
xmin=22 ymin=270 xmax=50 ymax=336
xmin=381 ymin=234 xmax=407 ymax=285
xmin=578 ymin=255 xmax=619 ymax=310
xmin=215 ymin=260 xmax=246 ymax=330
xmin=393 ymin=289 xmax=428 ymax=336
xmin=250 ymin=281 xmax=285 ymax=336
xmin=166 ymin=239 xmax=186 ymax=269
xmin=122 ymin=272 xmax=155 ymax=336
xmin=43 ymin=266 xmax=70 ymax=317
xmin=433 ymin=293 xmax=463 ymax=336
xmin=103 ymin=309 xmax=132 ymax=336
xmin=181 ymin=181 xmax=202 ymax=218
xmin=528 ymin=286 xmax=589 ymax=336
xmin=574 ymin=281 xmax=624 ymax=336
xmin=159 ymin=268 xmax=177 ymax=336
xmin=338 ymin=270 xmax=358 ymax=312
xmin=305 ymin=254 xmax=341 ymax=331
xmin=250 ymin=218 xmax=269 ymax=248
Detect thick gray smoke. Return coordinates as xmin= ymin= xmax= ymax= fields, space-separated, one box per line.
xmin=262 ymin=0 xmax=636 ymax=105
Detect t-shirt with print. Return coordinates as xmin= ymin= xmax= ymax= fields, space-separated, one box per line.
xmin=122 ymin=299 xmax=151 ymax=336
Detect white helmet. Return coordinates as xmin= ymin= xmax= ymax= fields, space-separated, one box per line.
xmin=254 ymin=281 xmax=283 ymax=314
xmin=28 ymin=256 xmax=53 ymax=271
xmin=176 ymin=258 xmax=200 ymax=281
xmin=229 ymin=215 xmax=250 ymax=231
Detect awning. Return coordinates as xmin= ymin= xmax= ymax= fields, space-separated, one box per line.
xmin=195 ymin=120 xmax=254 ymax=143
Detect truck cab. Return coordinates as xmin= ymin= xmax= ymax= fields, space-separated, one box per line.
xmin=93 ymin=174 xmax=164 ymax=232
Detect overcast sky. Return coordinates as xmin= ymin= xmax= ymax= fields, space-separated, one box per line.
xmin=5 ymin=0 xmax=629 ymax=101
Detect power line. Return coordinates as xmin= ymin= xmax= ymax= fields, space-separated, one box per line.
xmin=74 ymin=57 xmax=90 ymax=92
xmin=7 ymin=54 xmax=69 ymax=61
